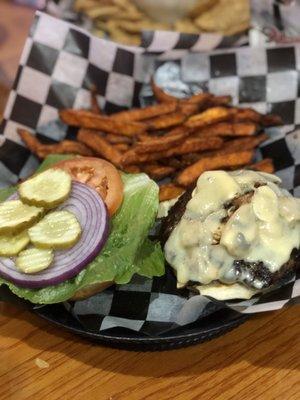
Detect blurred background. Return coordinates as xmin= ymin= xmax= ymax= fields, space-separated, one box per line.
xmin=0 ymin=0 xmax=299 ymax=118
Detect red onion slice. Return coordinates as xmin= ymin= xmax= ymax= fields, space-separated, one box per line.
xmin=0 ymin=182 xmax=109 ymax=288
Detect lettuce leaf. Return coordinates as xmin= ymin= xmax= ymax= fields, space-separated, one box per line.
xmin=0 ymin=155 xmax=164 ymax=304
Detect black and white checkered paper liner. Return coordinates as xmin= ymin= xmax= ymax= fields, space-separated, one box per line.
xmin=0 ymin=12 xmax=300 ymax=336
xmin=251 ymin=0 xmax=300 ymax=46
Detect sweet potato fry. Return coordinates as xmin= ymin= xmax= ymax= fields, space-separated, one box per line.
xmin=173 ymin=136 xmax=223 ymax=156
xmin=137 ymin=134 xmax=153 ymax=142
xmin=60 ymin=109 xmax=146 ymax=136
xmin=160 ymin=157 xmax=183 ymax=169
xmin=185 ymin=92 xmax=212 ymax=105
xmin=261 ymin=114 xmax=283 ymax=127
xmin=151 ymin=78 xmax=177 ymax=103
xmin=90 ymin=86 xmax=102 ymax=114
xmin=232 ymin=122 xmax=258 ymax=136
xmin=185 ymin=107 xmax=234 ymax=129
xmin=105 ymin=133 xmax=132 ymax=144
xmin=164 ymin=125 xmax=193 ymax=138
xmin=159 ymin=184 xmax=185 ymax=202
xmin=145 ymin=112 xmax=186 ymax=131
xmin=142 ymin=164 xmax=175 ymax=180
xmin=194 ymin=133 xmax=268 ymax=162
xmin=111 ymin=102 xmax=177 ymax=122
xmin=114 ymin=143 xmax=129 ymax=152
xmin=208 ymin=95 xmax=232 ymax=107
xmin=183 ymin=133 xmax=268 ymax=166
xmin=232 ymin=108 xmax=282 ymax=126
xmin=180 ymin=153 xmax=203 ymax=166
xmin=195 ymin=122 xmax=257 ymax=137
xmin=178 ymin=102 xmax=200 ymax=117
xmin=151 ymin=78 xmax=212 ymax=107
xmin=36 ymin=142 xmax=94 ymax=158
xmin=122 ymin=165 xmax=141 ymax=173
xmin=248 ymin=158 xmax=274 ymax=174
xmin=77 ymin=129 xmax=122 ymax=165
xmin=135 ymin=126 xmax=191 ymax=154
xmin=176 ymin=151 xmax=254 ymax=187
xmin=18 ymin=129 xmax=94 ymax=159
xmin=232 ymin=108 xmax=262 ymax=124
xmin=180 ymin=136 xmax=223 ymax=153
xmin=18 ymin=129 xmax=39 ymax=153
xmin=224 ymin=133 xmax=268 ymax=153
xmin=122 ymin=136 xmax=223 ymax=165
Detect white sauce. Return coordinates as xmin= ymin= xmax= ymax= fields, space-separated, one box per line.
xmin=164 ymin=170 xmax=300 ymax=290
xmin=157 ymin=198 xmax=179 ymax=218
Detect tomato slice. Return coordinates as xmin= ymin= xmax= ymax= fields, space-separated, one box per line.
xmin=54 ymin=157 xmax=123 ymax=216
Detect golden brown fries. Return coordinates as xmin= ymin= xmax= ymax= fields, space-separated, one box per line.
xmin=146 ymin=113 xmax=186 ymax=131
xmin=114 ymin=143 xmax=129 ymax=152
xmin=151 ymin=79 xmax=213 ymax=108
xmin=122 ymin=136 xmax=223 ymax=165
xmin=233 ymin=108 xmax=283 ymax=126
xmin=180 ymin=152 xmax=204 ymax=166
xmin=105 ymin=133 xmax=132 ymax=144
xmin=186 ymin=107 xmax=234 ymax=129
xmin=20 ymin=78 xmax=282 ymax=197
xmin=160 ymin=157 xmax=184 ymax=169
xmin=224 ymin=134 xmax=269 ymax=153
xmin=77 ymin=129 xmax=122 ymax=165
xmin=232 ymin=122 xmax=258 ymax=136
xmin=178 ymin=102 xmax=200 ymax=117
xmin=159 ymin=184 xmax=185 ymax=202
xmin=122 ymin=165 xmax=141 ymax=173
xmin=112 ymin=102 xmax=177 ymax=122
xmin=150 ymin=78 xmax=178 ymax=103
xmin=18 ymin=129 xmax=94 ymax=159
xmin=232 ymin=108 xmax=262 ymax=124
xmin=164 ymin=126 xmax=194 ymax=138
xmin=192 ymin=134 xmax=268 ymax=164
xmin=176 ymin=150 xmax=254 ymax=186
xmin=261 ymin=114 xmax=283 ymax=127
xmin=142 ymin=164 xmax=176 ymax=180
xmin=195 ymin=122 xmax=257 ymax=137
xmin=151 ymin=81 xmax=232 ymax=111
xmin=60 ymin=109 xmax=146 ymax=136
xmin=184 ymin=92 xmax=212 ymax=105
xmin=18 ymin=129 xmax=40 ymax=154
xmin=248 ymin=159 xmax=275 ymax=174
xmin=206 ymin=95 xmax=232 ymax=107
xmin=90 ymin=86 xmax=102 ymax=114
xmin=135 ymin=126 xmax=192 ymax=153
xmin=136 ymin=134 xmax=152 ymax=142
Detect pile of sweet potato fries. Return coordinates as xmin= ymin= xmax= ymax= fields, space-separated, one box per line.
xmin=18 ymin=80 xmax=282 ymax=202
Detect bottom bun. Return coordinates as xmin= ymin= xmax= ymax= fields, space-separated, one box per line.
xmin=197 ymin=282 xmax=258 ymax=301
xmin=71 ymin=281 xmax=113 ymax=301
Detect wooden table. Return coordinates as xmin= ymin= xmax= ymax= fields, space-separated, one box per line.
xmin=0 ymin=304 xmax=299 ymax=400
xmin=0 ymin=1 xmax=35 ymax=84
xmin=0 ymin=3 xmax=299 ymax=400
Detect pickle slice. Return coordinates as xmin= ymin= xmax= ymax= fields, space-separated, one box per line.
xmin=19 ymin=169 xmax=71 ymax=208
xmin=0 ymin=200 xmax=43 ymax=234
xmin=28 ymin=210 xmax=81 ymax=249
xmin=0 ymin=230 xmax=30 ymax=256
xmin=16 ymin=247 xmax=54 ymax=274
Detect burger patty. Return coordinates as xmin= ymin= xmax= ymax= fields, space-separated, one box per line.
xmin=159 ymin=184 xmax=194 ymax=246
xmin=232 ymin=249 xmax=300 ymax=289
xmin=160 ymin=184 xmax=300 ymax=290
